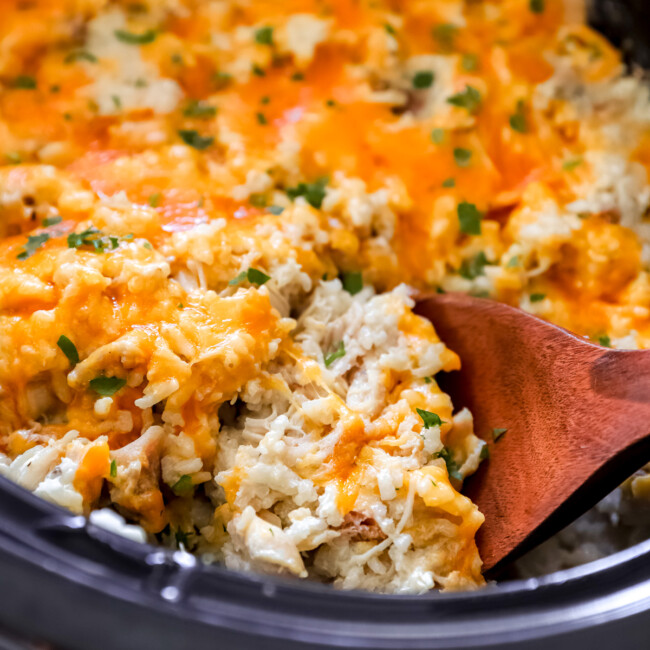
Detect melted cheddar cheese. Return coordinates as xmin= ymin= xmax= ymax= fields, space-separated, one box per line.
xmin=1 ymin=0 xmax=649 ymax=593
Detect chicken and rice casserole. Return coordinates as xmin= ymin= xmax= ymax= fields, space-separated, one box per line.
xmin=1 ymin=0 xmax=649 ymax=593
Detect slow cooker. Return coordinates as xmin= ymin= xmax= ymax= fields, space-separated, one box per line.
xmin=2 ymin=2 xmax=650 ymax=648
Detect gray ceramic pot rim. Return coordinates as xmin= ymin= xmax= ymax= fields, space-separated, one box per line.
xmin=1 ymin=473 xmax=650 ymax=650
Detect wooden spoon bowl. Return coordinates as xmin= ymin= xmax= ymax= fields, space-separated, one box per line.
xmin=415 ymin=292 xmax=650 ymax=575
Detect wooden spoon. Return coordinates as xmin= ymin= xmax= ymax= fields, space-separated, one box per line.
xmin=414 ymin=292 xmax=650 ymax=576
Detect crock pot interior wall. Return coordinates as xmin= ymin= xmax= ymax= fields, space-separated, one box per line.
xmin=2 ymin=2 xmax=650 ymax=649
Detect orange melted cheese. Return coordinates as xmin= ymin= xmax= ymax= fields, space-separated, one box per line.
xmin=1 ymin=0 xmax=649 ymax=588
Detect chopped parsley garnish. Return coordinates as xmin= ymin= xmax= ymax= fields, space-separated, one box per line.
xmin=148 ymin=192 xmax=161 ymax=208
xmin=109 ymin=459 xmax=117 ymax=478
xmin=324 ymin=341 xmax=345 ymax=367
xmin=13 ymin=75 xmax=36 ymax=89
xmin=57 ymin=335 xmax=79 ymax=365
xmin=509 ymin=100 xmax=528 ymax=133
xmin=172 ymin=474 xmax=194 ymax=496
xmin=453 ymin=147 xmax=472 ymax=167
xmin=457 ymin=201 xmax=483 ymax=235
xmin=111 ymin=95 xmax=122 ymax=110
xmin=229 ymin=267 xmax=271 ymax=286
xmin=114 ymin=29 xmax=157 ymax=45
xmin=435 ymin=447 xmax=462 ymax=480
xmin=256 ymin=112 xmax=267 ymax=125
xmin=252 ymin=64 xmax=266 ymax=77
xmin=480 ymin=444 xmax=490 ymax=460
xmin=267 ymin=205 xmax=284 ymax=215
xmin=492 ymin=427 xmax=508 ymax=441
xmin=64 ymin=51 xmax=98 ymax=64
xmin=459 ymin=251 xmax=488 ymax=279
xmin=341 ymin=271 xmax=363 ymax=295
xmin=254 ymin=26 xmax=274 ymax=46
xmin=178 ymin=129 xmax=214 ymax=150
xmin=442 ymin=177 xmax=456 ymax=188
xmin=447 ymin=85 xmax=482 ymax=114
xmin=286 ymin=177 xmax=328 ymax=209
xmin=384 ymin=23 xmax=397 ymax=36
xmin=432 ymin=23 xmax=457 ymax=51
xmin=183 ymin=100 xmax=217 ymax=119
xmin=260 ymin=96 xmax=270 ymax=105
xmin=529 ymin=0 xmax=545 ymax=13
xmin=42 ymin=215 xmax=62 ymax=227
xmin=424 ymin=376 xmax=433 ymax=384
xmin=417 ymin=408 xmax=443 ymax=428
xmin=563 ymin=157 xmax=583 ymax=172
xmin=17 ymin=233 xmax=49 ymax=260
xmin=461 ymin=53 xmax=479 ymax=71
xmin=598 ymin=335 xmax=611 ymax=348
xmin=213 ymin=71 xmax=233 ymax=88
xmin=5 ymin=152 xmax=21 ymax=164
xmin=291 ymin=72 xmax=305 ymax=82
xmin=249 ymin=193 xmax=267 ymax=208
xmin=412 ymin=70 xmax=434 ymax=89
xmin=431 ymin=128 xmax=445 ymax=144
xmin=506 ymin=255 xmax=520 ymax=268
xmin=530 ymin=293 xmax=546 ymax=302
xmin=67 ymin=227 xmax=120 ymax=253
xmin=89 ymin=376 xmax=126 ymax=396
xmin=142 ymin=241 xmax=153 ymax=250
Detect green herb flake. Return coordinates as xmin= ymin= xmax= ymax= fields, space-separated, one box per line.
xmin=436 ymin=447 xmax=462 ymax=480
xmin=178 ymin=303 xmax=184 ymax=309
xmin=171 ymin=53 xmax=183 ymax=65
xmin=563 ymin=157 xmax=583 ymax=172
xmin=114 ymin=29 xmax=157 ymax=45
xmin=109 ymin=459 xmax=117 ymax=478
xmin=480 ymin=444 xmax=490 ymax=460
xmin=417 ymin=408 xmax=443 ymax=429
xmin=447 ymin=85 xmax=482 ymax=114
xmin=148 ymin=192 xmax=161 ymax=208
xmin=492 ymin=427 xmax=508 ymax=441
xmin=5 ymin=152 xmax=21 ymax=165
xmin=424 ymin=376 xmax=433 ymax=384
xmin=267 ymin=205 xmax=284 ymax=215
xmin=529 ymin=0 xmax=545 ymax=14
xmin=432 ymin=23 xmax=457 ymax=51
xmin=89 ymin=376 xmax=126 ymax=396
xmin=509 ymin=100 xmax=528 ymax=134
xmin=430 ymin=479 xmax=438 ymax=488
xmin=461 ymin=53 xmax=479 ymax=72
xmin=459 ymin=251 xmax=488 ymax=280
xmin=172 ymin=474 xmax=194 ymax=496
xmin=249 ymin=193 xmax=267 ymax=208
xmin=142 ymin=241 xmax=153 ymax=250
xmin=260 ymin=95 xmax=270 ymax=105
xmin=324 ymin=341 xmax=345 ymax=368
xmin=42 ymin=215 xmax=62 ymax=227
xmin=64 ymin=51 xmax=98 ymax=64
xmin=111 ymin=95 xmax=122 ymax=110
xmin=453 ymin=147 xmax=472 ymax=167
xmin=57 ymin=335 xmax=79 ymax=365
xmin=229 ymin=268 xmax=271 ymax=286
xmin=384 ymin=23 xmax=397 ymax=36
xmin=341 ymin=271 xmax=363 ymax=295
xmin=286 ymin=177 xmax=328 ymax=209
xmin=598 ymin=335 xmax=611 ymax=348
xmin=178 ymin=129 xmax=214 ymax=150
xmin=17 ymin=233 xmax=49 ymax=260
xmin=431 ymin=128 xmax=445 ymax=144
xmin=256 ymin=111 xmax=267 ymax=125
xmin=252 ymin=64 xmax=266 ymax=77
xmin=291 ymin=72 xmax=305 ymax=82
xmin=254 ymin=26 xmax=274 ymax=46
xmin=13 ymin=75 xmax=36 ymax=90
xmin=457 ymin=201 xmax=483 ymax=235
xmin=442 ymin=177 xmax=456 ymax=188
xmin=530 ymin=293 xmax=546 ymax=303
xmin=213 ymin=71 xmax=233 ymax=88
xmin=506 ymin=255 xmax=520 ymax=268
xmin=183 ymin=100 xmax=217 ymax=119
xmin=412 ymin=70 xmax=434 ymax=89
